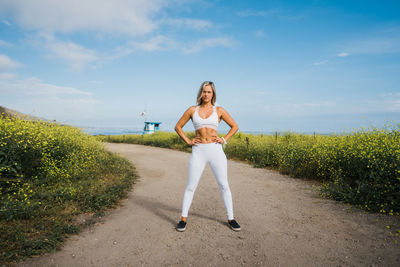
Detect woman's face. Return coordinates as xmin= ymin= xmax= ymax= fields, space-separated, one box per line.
xmin=201 ymin=85 xmax=213 ymax=103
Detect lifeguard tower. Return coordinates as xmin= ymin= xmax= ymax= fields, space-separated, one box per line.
xmin=143 ymin=121 xmax=162 ymax=134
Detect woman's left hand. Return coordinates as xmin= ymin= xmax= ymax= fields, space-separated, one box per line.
xmin=212 ymin=135 xmax=224 ymax=144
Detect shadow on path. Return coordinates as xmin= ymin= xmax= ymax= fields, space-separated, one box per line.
xmin=132 ymin=195 xmax=226 ymax=226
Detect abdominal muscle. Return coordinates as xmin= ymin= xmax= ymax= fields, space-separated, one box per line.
xmin=195 ymin=127 xmax=218 ymax=143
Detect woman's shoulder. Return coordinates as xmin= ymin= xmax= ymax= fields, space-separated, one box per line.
xmin=216 ymin=106 xmax=226 ymax=112
xmin=216 ymin=106 xmax=226 ymax=116
xmin=185 ymin=105 xmax=197 ymax=114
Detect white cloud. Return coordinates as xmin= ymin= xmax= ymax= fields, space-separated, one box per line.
xmin=108 ymin=46 xmax=135 ymax=61
xmin=1 ymin=1 xmax=236 ymax=68
xmin=25 ymin=31 xmax=99 ymax=70
xmin=336 ymin=26 xmax=400 ymax=57
xmin=255 ymin=30 xmax=266 ymax=38
xmin=0 ymin=54 xmax=21 ymax=71
xmin=0 ymin=40 xmax=12 ymax=47
xmin=2 ymin=19 xmax=11 ymax=26
xmin=386 ymin=99 xmax=400 ymax=111
xmin=0 ymin=77 xmax=93 ymax=96
xmin=302 ymin=103 xmax=322 ymax=107
xmin=109 ymin=35 xmax=235 ymax=58
xmin=0 ymin=72 xmax=17 ymax=80
xmin=107 ymin=35 xmax=177 ymax=60
xmin=0 ymin=0 xmax=163 ymax=36
xmin=0 ymin=76 xmax=101 ymax=121
xmin=278 ymin=14 xmax=306 ymax=22
xmin=338 ymin=52 xmax=349 ymax=57
xmin=254 ymin=90 xmax=268 ymax=95
xmin=349 ymin=92 xmax=400 ymax=113
xmin=183 ymin=37 xmax=235 ymax=54
xmin=164 ymin=18 xmax=213 ymax=30
xmin=88 ymin=80 xmax=104 ymax=85
xmin=343 ymin=37 xmax=400 ymax=55
xmin=257 ymin=97 xmax=398 ymax=118
xmin=0 ymin=76 xmax=101 ymax=123
xmin=237 ymin=9 xmax=279 ymax=17
xmin=312 ymin=60 xmax=328 ymax=66
xmin=0 ymin=1 xmax=235 ymax=64
xmin=130 ymin=35 xmax=177 ymax=52
xmin=46 ymin=41 xmax=99 ymax=70
xmin=236 ymin=8 xmax=305 ymax=22
xmin=311 ymin=52 xmax=347 ymax=67
xmin=257 ymin=93 xmax=400 ymax=118
xmin=383 ymin=93 xmax=400 ymax=112
xmin=258 ymin=101 xmax=335 ymax=117
xmin=9 ymin=95 xmax=101 ymax=124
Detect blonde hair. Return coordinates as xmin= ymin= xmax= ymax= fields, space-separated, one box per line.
xmin=196 ymin=81 xmax=216 ymax=105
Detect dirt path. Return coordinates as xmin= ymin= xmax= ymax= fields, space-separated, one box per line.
xmin=20 ymin=143 xmax=399 ymax=266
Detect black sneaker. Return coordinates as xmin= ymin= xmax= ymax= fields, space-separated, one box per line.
xmin=228 ymin=219 xmax=241 ymax=231
xmin=176 ymin=220 xmax=186 ymax=232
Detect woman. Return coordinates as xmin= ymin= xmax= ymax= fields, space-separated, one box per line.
xmin=174 ymin=81 xmax=241 ymax=232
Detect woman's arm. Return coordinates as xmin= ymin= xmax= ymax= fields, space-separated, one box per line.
xmin=174 ymin=106 xmax=201 ymax=146
xmin=217 ymin=107 xmax=239 ymax=142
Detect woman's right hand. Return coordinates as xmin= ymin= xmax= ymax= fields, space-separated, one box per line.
xmin=189 ymin=137 xmax=202 ymax=146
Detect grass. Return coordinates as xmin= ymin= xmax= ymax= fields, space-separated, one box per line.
xmin=0 ymin=115 xmax=137 ymax=264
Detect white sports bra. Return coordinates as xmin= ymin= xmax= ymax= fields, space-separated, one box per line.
xmin=192 ymin=105 xmax=219 ymax=131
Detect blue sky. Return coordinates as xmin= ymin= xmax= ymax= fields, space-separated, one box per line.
xmin=0 ymin=0 xmax=399 ymax=133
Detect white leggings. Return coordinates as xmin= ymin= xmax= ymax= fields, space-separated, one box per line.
xmin=181 ymin=143 xmax=234 ymax=220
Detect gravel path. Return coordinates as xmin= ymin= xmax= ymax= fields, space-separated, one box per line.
xmin=19 ymin=143 xmax=400 ymax=266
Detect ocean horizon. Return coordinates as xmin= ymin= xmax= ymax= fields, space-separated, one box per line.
xmin=78 ymin=126 xmax=336 ymax=136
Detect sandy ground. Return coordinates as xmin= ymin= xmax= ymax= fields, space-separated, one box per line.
xmin=19 ymin=143 xmax=400 ymax=267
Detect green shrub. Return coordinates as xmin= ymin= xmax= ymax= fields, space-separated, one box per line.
xmin=0 ymin=115 xmax=136 ymax=264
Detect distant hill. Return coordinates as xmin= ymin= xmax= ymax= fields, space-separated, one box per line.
xmin=0 ymin=106 xmax=43 ymax=121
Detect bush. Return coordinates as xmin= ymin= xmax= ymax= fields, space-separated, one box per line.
xmin=0 ymin=115 xmax=136 ymax=264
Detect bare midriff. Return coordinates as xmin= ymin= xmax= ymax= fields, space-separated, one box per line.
xmin=195 ymin=127 xmax=218 ymax=143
